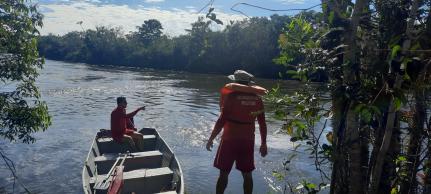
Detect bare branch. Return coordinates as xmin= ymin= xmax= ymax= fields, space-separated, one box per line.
xmin=198 ymin=0 xmax=215 ymax=14
xmin=0 ymin=148 xmax=31 ymax=193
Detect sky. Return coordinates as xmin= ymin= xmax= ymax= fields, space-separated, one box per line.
xmin=35 ymin=0 xmax=321 ymax=36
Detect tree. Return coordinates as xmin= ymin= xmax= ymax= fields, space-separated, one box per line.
xmin=0 ymin=0 xmax=51 ymax=144
xmin=271 ymin=0 xmax=431 ymax=193
xmin=134 ymin=19 xmax=163 ymax=45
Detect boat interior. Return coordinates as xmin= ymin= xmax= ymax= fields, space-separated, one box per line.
xmin=82 ymin=128 xmax=183 ymax=194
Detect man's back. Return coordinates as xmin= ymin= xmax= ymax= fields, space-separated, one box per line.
xmin=111 ymin=107 xmax=126 ymax=142
xmin=220 ymin=92 xmax=265 ymax=141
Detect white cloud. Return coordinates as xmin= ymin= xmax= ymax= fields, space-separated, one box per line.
xmin=144 ymin=0 xmax=165 ymax=3
xmin=39 ymin=2 xmax=245 ymax=36
xmin=278 ymin=0 xmax=306 ymax=4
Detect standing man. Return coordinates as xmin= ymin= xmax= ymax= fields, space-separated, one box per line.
xmin=111 ymin=97 xmax=146 ymax=152
xmin=206 ymin=70 xmax=268 ymax=194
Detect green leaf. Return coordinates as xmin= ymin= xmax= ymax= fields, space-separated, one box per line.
xmin=353 ymin=104 xmax=365 ymax=113
xmin=361 ymin=109 xmax=372 ymax=123
xmin=306 ymin=183 xmax=316 ymax=189
xmin=287 ymin=70 xmax=298 ymax=76
xmin=328 ymin=11 xmax=335 ymax=24
xmin=394 ymin=97 xmax=402 ymax=110
xmin=274 ymin=109 xmax=286 ymax=120
xmin=370 ymin=106 xmax=382 ymax=116
xmin=272 ymin=171 xmax=285 ymax=181
xmin=390 ymin=45 xmax=401 ymax=60
xmin=397 ymin=156 xmax=407 ymax=162
xmin=400 ymin=57 xmax=412 ymax=70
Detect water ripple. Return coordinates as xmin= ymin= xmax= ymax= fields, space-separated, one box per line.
xmin=0 ymin=60 xmax=322 ymax=194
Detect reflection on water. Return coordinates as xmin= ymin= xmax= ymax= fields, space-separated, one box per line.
xmin=0 ymin=60 xmax=323 ymax=194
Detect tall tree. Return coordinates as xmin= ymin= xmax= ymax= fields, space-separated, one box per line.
xmin=134 ymin=19 xmax=163 ymax=45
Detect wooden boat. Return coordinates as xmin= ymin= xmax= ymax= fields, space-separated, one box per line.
xmin=82 ymin=128 xmax=184 ymax=194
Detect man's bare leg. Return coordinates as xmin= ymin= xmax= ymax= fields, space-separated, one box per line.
xmin=242 ymin=172 xmax=253 ymax=194
xmin=130 ymin=132 xmax=144 ymax=151
xmin=217 ymin=170 xmax=229 ymax=194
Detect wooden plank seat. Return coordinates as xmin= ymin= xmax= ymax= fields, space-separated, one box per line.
xmin=95 ymin=151 xmax=163 ymax=174
xmin=97 ymin=135 xmax=157 ymax=154
xmin=90 ymin=167 xmax=174 ymax=194
xmin=155 ymin=191 xmax=177 ymax=194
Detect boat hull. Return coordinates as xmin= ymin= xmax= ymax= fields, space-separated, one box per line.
xmin=82 ymin=128 xmax=184 ymax=194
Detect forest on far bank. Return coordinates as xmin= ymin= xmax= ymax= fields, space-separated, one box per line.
xmin=37 ymin=11 xmax=327 ymax=81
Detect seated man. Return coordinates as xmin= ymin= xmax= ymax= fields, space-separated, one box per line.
xmin=111 ymin=97 xmax=145 ymax=151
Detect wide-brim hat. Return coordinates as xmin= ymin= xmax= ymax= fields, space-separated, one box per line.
xmin=228 ymin=70 xmax=255 ymax=84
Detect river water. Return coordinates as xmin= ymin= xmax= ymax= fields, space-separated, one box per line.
xmin=0 ymin=60 xmax=324 ymax=194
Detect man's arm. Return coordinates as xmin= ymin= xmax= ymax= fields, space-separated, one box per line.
xmin=206 ymin=94 xmax=231 ymax=151
xmin=208 ymin=112 xmax=227 ymax=143
xmin=257 ymin=101 xmax=268 ymax=157
xmin=257 ymin=112 xmax=267 ymax=145
xmin=124 ymin=106 xmax=145 ymax=118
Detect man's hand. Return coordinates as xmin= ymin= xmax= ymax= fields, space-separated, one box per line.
xmin=206 ymin=139 xmax=214 ymax=151
xmin=260 ymin=144 xmax=268 ymax=157
xmin=138 ymin=106 xmax=146 ymax=111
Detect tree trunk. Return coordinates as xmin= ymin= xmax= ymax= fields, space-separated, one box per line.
xmin=368 ymin=0 xmax=420 ymax=193
xmin=346 ymin=106 xmax=363 ymax=194
xmin=342 ymin=1 xmax=369 ymax=193
xmin=360 ymin=126 xmax=370 ymax=192
xmin=368 ymin=94 xmax=400 ymax=194
xmin=424 ymin=127 xmax=431 ymax=193
xmin=328 ymin=1 xmax=369 ymax=193
xmin=330 ymin=97 xmax=350 ymax=194
xmin=324 ymin=1 xmax=351 ymax=193
xmin=399 ymin=91 xmax=425 ymax=194
xmin=379 ymin=113 xmax=401 ymax=193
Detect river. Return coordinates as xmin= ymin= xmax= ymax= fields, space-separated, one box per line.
xmin=0 ymin=60 xmax=324 ymax=194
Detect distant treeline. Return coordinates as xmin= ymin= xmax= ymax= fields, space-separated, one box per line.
xmin=38 ymin=11 xmax=322 ymax=79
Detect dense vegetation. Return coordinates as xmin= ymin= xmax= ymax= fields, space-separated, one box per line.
xmin=267 ymin=0 xmax=431 ymax=193
xmin=1 ymin=0 xmax=51 ymax=192
xmin=0 ymin=0 xmax=51 ymax=144
xmin=37 ymin=12 xmax=324 ymax=79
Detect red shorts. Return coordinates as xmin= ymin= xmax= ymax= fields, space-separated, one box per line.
xmin=214 ymin=139 xmax=255 ymax=173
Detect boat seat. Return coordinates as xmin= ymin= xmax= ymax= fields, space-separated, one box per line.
xmin=95 ymin=151 xmax=163 ymax=174
xmin=155 ymin=191 xmax=177 ymax=194
xmin=97 ymin=135 xmax=157 ymax=154
xmin=90 ymin=167 xmax=174 ymax=194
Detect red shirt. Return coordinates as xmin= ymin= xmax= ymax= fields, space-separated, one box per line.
xmin=213 ymin=88 xmax=267 ymax=144
xmin=110 ymin=107 xmax=139 ymax=142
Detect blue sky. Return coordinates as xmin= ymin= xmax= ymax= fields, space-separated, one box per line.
xmin=36 ymin=0 xmax=321 ymax=36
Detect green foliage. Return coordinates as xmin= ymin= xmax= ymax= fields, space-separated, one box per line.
xmin=0 ymin=0 xmax=51 ymax=143
xmin=132 ymin=19 xmax=163 ymax=45
xmin=38 ymin=15 xmax=297 ymax=78
xmin=272 ymin=171 xmax=285 ymax=181
xmin=294 ymin=180 xmax=329 ymax=194
xmin=353 ymin=104 xmax=382 ymax=123
xmin=270 ymin=0 xmax=431 ymax=193
xmin=274 ymin=15 xmax=329 ymax=82
xmin=265 ymin=82 xmax=330 ymax=192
